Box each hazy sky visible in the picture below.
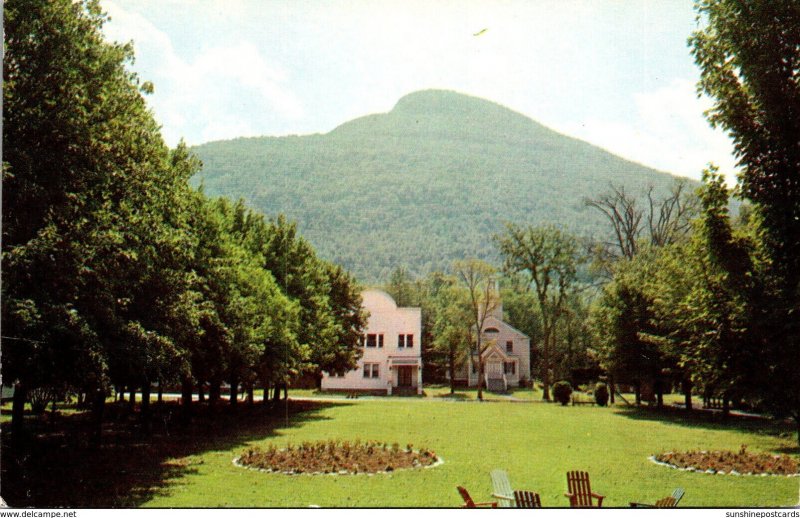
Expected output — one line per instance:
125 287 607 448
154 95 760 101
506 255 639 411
101 0 739 182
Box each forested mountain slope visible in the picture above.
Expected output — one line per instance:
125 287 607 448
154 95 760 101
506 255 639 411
192 90 689 281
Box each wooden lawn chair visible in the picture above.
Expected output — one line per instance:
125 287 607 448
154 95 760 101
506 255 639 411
490 469 515 507
457 486 497 508
630 488 684 508
564 471 604 508
514 490 542 508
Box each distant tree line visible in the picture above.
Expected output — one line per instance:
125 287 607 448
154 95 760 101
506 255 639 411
2 0 366 442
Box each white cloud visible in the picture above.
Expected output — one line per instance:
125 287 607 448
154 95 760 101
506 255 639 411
561 79 739 184
102 1 304 146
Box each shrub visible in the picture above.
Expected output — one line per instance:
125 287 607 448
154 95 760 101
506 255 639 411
594 383 610 406
553 381 573 406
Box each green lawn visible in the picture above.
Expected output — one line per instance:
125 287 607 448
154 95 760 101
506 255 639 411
137 398 798 508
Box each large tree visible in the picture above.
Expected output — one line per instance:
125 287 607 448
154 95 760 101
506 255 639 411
585 180 697 278
453 259 500 401
2 0 199 436
495 224 583 401
429 279 473 394
690 0 800 444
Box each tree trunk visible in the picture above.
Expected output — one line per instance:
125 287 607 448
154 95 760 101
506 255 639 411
157 381 163 405
11 381 27 438
448 349 456 395
90 388 105 448
198 384 205 402
229 377 239 406
609 376 615 404
247 386 254 405
262 384 270 406
477 358 484 401
180 377 193 425
140 382 151 433
682 379 692 411
209 380 221 403
655 380 664 408
283 384 288 401
273 384 281 404
541 333 552 401
128 388 136 411
722 397 730 419
635 383 642 406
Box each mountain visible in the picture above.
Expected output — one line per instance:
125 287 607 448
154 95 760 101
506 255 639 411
191 89 689 281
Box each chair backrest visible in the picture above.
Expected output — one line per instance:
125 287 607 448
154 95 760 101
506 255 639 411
566 471 594 508
514 490 542 508
671 488 685 504
490 469 514 508
655 496 677 508
457 486 476 508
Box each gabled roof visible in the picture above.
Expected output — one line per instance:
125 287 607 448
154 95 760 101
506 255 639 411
482 315 530 339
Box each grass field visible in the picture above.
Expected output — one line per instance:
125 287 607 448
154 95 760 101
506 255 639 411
149 399 797 507
2 396 798 508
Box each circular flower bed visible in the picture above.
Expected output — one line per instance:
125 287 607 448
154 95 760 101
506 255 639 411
654 446 799 476
236 440 440 475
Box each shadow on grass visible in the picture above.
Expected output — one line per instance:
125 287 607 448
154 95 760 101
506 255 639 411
0 398 351 508
431 392 468 400
615 405 798 453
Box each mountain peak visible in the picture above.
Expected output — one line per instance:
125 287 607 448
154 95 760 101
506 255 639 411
391 89 514 118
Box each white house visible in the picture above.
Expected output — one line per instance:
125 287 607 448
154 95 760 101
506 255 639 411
321 289 422 395
452 300 531 392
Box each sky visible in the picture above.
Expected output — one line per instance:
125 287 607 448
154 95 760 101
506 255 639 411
101 0 740 182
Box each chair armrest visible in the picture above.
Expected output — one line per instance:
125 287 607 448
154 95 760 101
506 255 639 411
492 493 515 501
594 494 604 507
471 502 498 508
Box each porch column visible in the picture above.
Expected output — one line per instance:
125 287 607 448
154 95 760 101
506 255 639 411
417 364 423 394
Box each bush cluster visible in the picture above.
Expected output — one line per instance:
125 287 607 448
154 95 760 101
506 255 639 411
553 381 573 405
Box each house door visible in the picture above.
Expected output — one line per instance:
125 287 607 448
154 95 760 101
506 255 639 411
398 366 413 387
487 361 503 378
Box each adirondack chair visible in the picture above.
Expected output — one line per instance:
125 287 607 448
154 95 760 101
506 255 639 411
564 471 605 508
630 488 685 508
514 490 542 508
490 469 515 507
457 486 497 508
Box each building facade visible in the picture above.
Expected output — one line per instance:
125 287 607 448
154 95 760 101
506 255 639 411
451 301 531 392
320 289 422 395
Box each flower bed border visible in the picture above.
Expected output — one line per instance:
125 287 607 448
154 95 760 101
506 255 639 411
649 453 800 477
232 450 444 476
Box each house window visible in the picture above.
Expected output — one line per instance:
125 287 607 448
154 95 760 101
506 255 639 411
398 334 413 348
363 363 380 378
506 340 513 353
504 362 516 375
378 334 384 348
366 334 377 347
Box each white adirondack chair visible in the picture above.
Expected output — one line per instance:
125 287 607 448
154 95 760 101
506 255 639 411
490 469 515 507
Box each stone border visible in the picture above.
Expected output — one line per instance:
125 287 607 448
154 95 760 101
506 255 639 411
233 451 444 476
648 454 800 477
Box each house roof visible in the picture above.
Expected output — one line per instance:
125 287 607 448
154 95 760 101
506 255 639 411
482 315 530 339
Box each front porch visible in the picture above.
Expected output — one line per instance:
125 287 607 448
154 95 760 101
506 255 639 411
387 356 423 395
